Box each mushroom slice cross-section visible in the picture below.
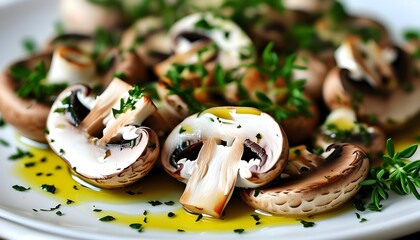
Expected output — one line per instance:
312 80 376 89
240 143 369 216
161 106 289 218
46 78 160 188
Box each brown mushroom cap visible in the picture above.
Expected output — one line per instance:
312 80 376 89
240 143 369 216
0 52 53 143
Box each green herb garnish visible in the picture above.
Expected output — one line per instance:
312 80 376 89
8 148 33 160
56 211 64 216
10 61 67 103
299 219 315 227
41 184 56 194
22 38 38 55
99 215 115 222
12 185 31 192
0 138 9 147
148 200 162 206
360 138 420 211
112 85 144 118
233 228 245 234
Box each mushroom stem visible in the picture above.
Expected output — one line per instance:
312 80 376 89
47 47 97 86
100 96 157 145
81 78 132 137
180 137 244 218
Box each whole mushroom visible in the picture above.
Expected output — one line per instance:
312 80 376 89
241 143 369 216
323 36 419 131
46 78 160 188
161 106 288 218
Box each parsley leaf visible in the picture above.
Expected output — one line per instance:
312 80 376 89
12 185 31 192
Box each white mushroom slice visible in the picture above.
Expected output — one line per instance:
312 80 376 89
241 143 369 216
47 47 98 87
335 36 397 91
46 78 160 188
161 106 288 218
169 12 256 72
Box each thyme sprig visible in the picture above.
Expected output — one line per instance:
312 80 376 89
360 138 420 211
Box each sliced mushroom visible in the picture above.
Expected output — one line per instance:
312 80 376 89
168 12 256 74
59 0 124 34
46 78 160 188
120 16 173 67
314 107 386 160
161 106 288 218
323 36 419 131
281 145 325 178
241 143 369 216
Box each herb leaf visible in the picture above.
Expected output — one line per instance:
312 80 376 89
12 185 31 192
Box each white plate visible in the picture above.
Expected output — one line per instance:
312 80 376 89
0 0 420 239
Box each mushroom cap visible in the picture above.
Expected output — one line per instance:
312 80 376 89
161 106 288 188
46 81 160 188
168 12 255 72
240 143 369 216
0 52 53 143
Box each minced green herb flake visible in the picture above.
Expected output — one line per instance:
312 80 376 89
8 147 34 160
233 228 245 234
299 219 315 227
93 209 103 212
66 199 75 205
148 200 162 206
41 184 56 194
12 185 31 192
99 215 115 222
56 211 64 216
0 138 9 147
164 201 175 206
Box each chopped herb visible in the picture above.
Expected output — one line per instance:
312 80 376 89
113 72 127 80
112 85 144 118
125 190 136 196
55 165 62 170
253 189 260 197
93 209 103 212
40 204 61 212
59 149 65 155
41 184 56 194
8 148 34 160
251 214 260 221
10 61 67 103
167 212 176 217
40 157 47 162
0 139 10 147
179 127 186 134
194 17 214 30
25 162 36 168
22 37 38 55
195 214 203 222
56 211 64 216
129 223 142 229
66 199 75 205
99 215 115 222
73 185 79 190
143 210 148 216
324 175 331 179
36 172 43 176
0 117 5 127
355 212 367 222
12 185 31 192
143 217 148 223
233 228 245 234
164 201 175 206
299 219 315 227
177 229 185 232
148 200 163 206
